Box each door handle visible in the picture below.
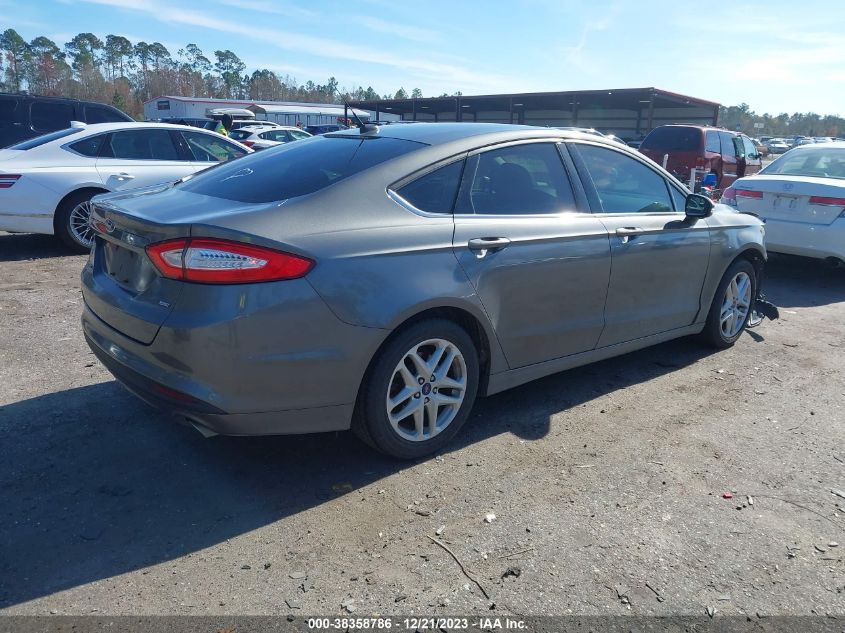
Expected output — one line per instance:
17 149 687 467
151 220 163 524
468 237 511 252
616 227 644 244
116 173 135 181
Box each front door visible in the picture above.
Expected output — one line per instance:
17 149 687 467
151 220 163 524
566 141 711 347
451 141 611 369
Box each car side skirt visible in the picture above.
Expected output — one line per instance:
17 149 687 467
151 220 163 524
486 323 704 396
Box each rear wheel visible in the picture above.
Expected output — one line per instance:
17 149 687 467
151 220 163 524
354 319 479 459
701 259 757 348
55 190 102 253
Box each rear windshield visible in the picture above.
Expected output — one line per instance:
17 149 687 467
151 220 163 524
8 127 81 150
640 127 702 152
178 135 424 203
761 148 845 180
228 129 252 140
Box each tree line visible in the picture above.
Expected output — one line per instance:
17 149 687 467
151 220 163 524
0 29 427 119
2 28 842 134
718 103 842 139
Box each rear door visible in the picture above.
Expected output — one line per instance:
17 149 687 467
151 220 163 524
96 128 192 190
451 141 611 368
568 141 711 347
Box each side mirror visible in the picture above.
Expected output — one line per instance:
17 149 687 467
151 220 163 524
685 193 714 218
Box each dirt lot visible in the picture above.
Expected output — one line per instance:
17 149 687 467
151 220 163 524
0 231 843 618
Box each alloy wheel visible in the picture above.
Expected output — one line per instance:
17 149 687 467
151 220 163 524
385 338 467 442
719 271 752 338
68 200 95 249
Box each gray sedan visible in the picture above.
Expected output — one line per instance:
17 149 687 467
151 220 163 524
81 124 767 458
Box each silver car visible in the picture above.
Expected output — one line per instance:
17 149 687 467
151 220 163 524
81 124 767 459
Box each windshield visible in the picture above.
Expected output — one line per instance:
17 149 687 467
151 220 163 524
9 128 82 150
178 134 424 203
640 126 701 151
761 148 845 180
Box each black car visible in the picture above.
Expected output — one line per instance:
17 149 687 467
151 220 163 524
0 92 132 147
304 124 348 135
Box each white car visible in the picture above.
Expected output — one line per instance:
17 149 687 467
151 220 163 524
765 138 790 154
0 122 250 251
227 125 312 150
721 142 845 264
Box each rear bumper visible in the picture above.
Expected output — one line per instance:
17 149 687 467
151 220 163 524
765 218 845 260
81 280 388 436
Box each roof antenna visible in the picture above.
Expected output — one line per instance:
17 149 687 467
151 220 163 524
347 103 378 134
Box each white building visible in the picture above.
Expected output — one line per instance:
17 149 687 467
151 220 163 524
143 95 383 126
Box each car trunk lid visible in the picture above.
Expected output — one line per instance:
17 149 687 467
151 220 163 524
82 184 299 344
733 175 845 225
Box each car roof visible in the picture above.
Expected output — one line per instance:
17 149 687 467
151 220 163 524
327 122 621 146
67 122 219 134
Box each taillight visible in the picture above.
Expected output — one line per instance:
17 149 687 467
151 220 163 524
721 186 737 206
735 189 763 199
146 238 313 284
0 174 21 189
809 196 845 207
241 140 255 148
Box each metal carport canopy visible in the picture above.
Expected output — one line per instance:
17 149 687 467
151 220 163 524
349 87 720 138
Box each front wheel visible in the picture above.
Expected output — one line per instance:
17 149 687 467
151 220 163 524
701 259 757 348
354 319 480 459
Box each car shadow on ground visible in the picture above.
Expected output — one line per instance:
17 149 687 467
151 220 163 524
0 337 712 608
0 233 79 262
763 253 845 308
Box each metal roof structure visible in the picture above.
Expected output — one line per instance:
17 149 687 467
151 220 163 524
348 87 720 140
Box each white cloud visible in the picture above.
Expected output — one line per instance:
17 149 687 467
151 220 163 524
216 0 316 19
349 16 438 43
75 0 516 93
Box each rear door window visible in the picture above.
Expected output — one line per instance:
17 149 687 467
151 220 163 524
705 131 720 153
30 100 75 132
104 129 180 160
179 135 423 203
393 160 465 214
572 143 674 213
455 143 576 215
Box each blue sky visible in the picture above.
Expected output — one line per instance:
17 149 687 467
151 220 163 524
5 0 844 115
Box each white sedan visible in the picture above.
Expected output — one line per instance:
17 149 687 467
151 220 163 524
721 142 845 264
227 125 312 150
0 122 250 251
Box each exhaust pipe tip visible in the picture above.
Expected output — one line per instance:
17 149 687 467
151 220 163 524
188 418 219 438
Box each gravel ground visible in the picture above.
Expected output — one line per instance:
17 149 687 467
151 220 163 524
0 231 843 618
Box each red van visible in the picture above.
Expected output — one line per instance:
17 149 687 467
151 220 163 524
639 125 763 189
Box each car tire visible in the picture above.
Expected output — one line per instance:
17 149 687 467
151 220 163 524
55 190 102 253
701 259 757 349
355 319 480 459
